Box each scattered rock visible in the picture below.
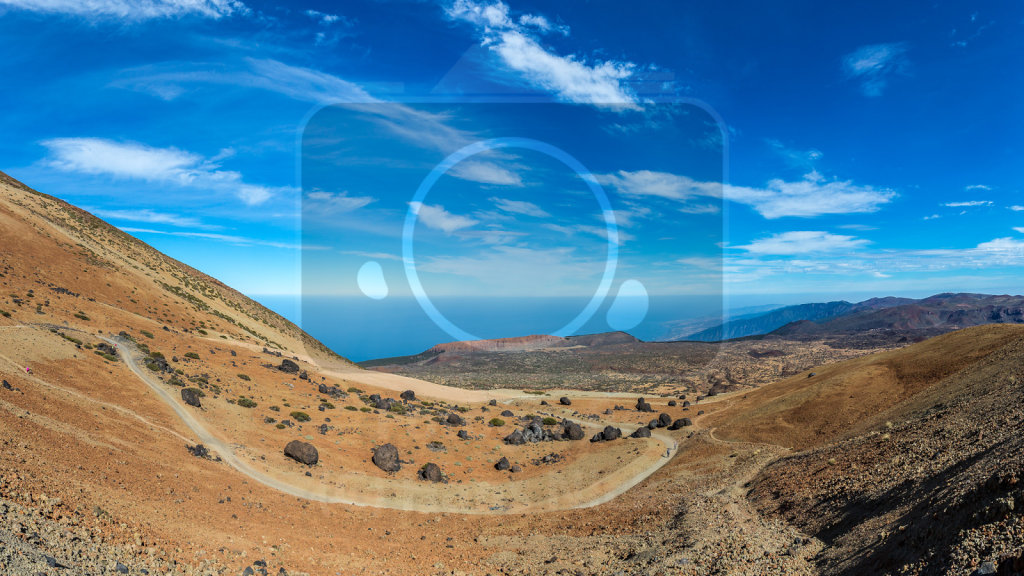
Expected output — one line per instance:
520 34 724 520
682 401 691 408
1 380 11 391
418 463 443 482
180 388 201 408
456 430 469 440
495 457 511 471
668 400 677 407
630 427 652 439
591 425 622 442
284 440 319 466
504 430 526 446
298 370 309 380
371 443 400 472
488 399 497 406
559 396 572 406
510 464 522 473
400 390 416 402
445 412 466 426
658 413 673 427
278 359 299 374
636 398 654 412
187 444 210 458
501 410 514 417
972 562 997 575
668 418 693 430
563 421 585 441
540 400 549 406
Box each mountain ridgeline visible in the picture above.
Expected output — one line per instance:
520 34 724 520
685 293 1024 342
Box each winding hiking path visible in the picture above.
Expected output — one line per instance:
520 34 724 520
105 335 678 514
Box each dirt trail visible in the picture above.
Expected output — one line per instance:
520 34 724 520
107 335 680 514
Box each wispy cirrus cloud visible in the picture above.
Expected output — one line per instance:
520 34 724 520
118 227 325 250
409 202 478 234
90 208 219 230
491 197 549 217
445 0 639 109
597 169 894 219
0 0 247 20
943 200 992 207
41 137 287 205
116 58 518 187
737 231 870 255
303 190 374 214
842 42 909 97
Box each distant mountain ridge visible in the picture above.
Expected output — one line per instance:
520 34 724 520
685 293 1024 342
684 297 914 341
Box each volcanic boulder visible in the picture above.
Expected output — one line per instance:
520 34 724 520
630 427 652 439
400 390 416 402
284 440 319 466
668 418 693 430
181 388 201 408
559 396 572 406
418 463 443 483
278 359 300 374
445 412 466 426
495 456 511 471
636 398 654 412
658 413 673 427
563 421 585 441
372 444 401 472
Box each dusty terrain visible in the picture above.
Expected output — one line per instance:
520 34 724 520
2 170 1023 576
361 333 898 396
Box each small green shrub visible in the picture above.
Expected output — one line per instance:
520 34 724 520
488 418 506 427
237 374 251 381
345 405 358 411
275 423 286 429
359 406 371 413
0 310 10 318
389 403 406 414
185 387 205 398
94 351 117 362
237 397 257 408
149 351 164 359
168 376 184 387
184 352 200 360
140 330 154 339
196 329 208 336
541 417 558 426
290 411 311 422
144 361 161 372
346 386 363 394
269 405 280 412
321 401 335 409
74 312 90 321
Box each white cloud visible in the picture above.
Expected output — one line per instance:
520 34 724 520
491 197 549 217
304 9 340 25
409 202 478 234
450 161 523 186
966 184 991 191
765 138 823 170
117 59 522 186
0 0 246 20
304 190 374 214
737 231 869 256
41 137 285 205
842 42 908 97
598 169 894 219
1009 206 1024 212
445 0 638 109
923 214 940 220
943 200 992 207
90 208 217 229
118 227 324 250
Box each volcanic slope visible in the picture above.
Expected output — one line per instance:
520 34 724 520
705 324 1024 575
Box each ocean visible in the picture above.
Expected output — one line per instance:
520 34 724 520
252 295 727 362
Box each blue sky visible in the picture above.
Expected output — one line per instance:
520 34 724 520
2 0 1024 307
